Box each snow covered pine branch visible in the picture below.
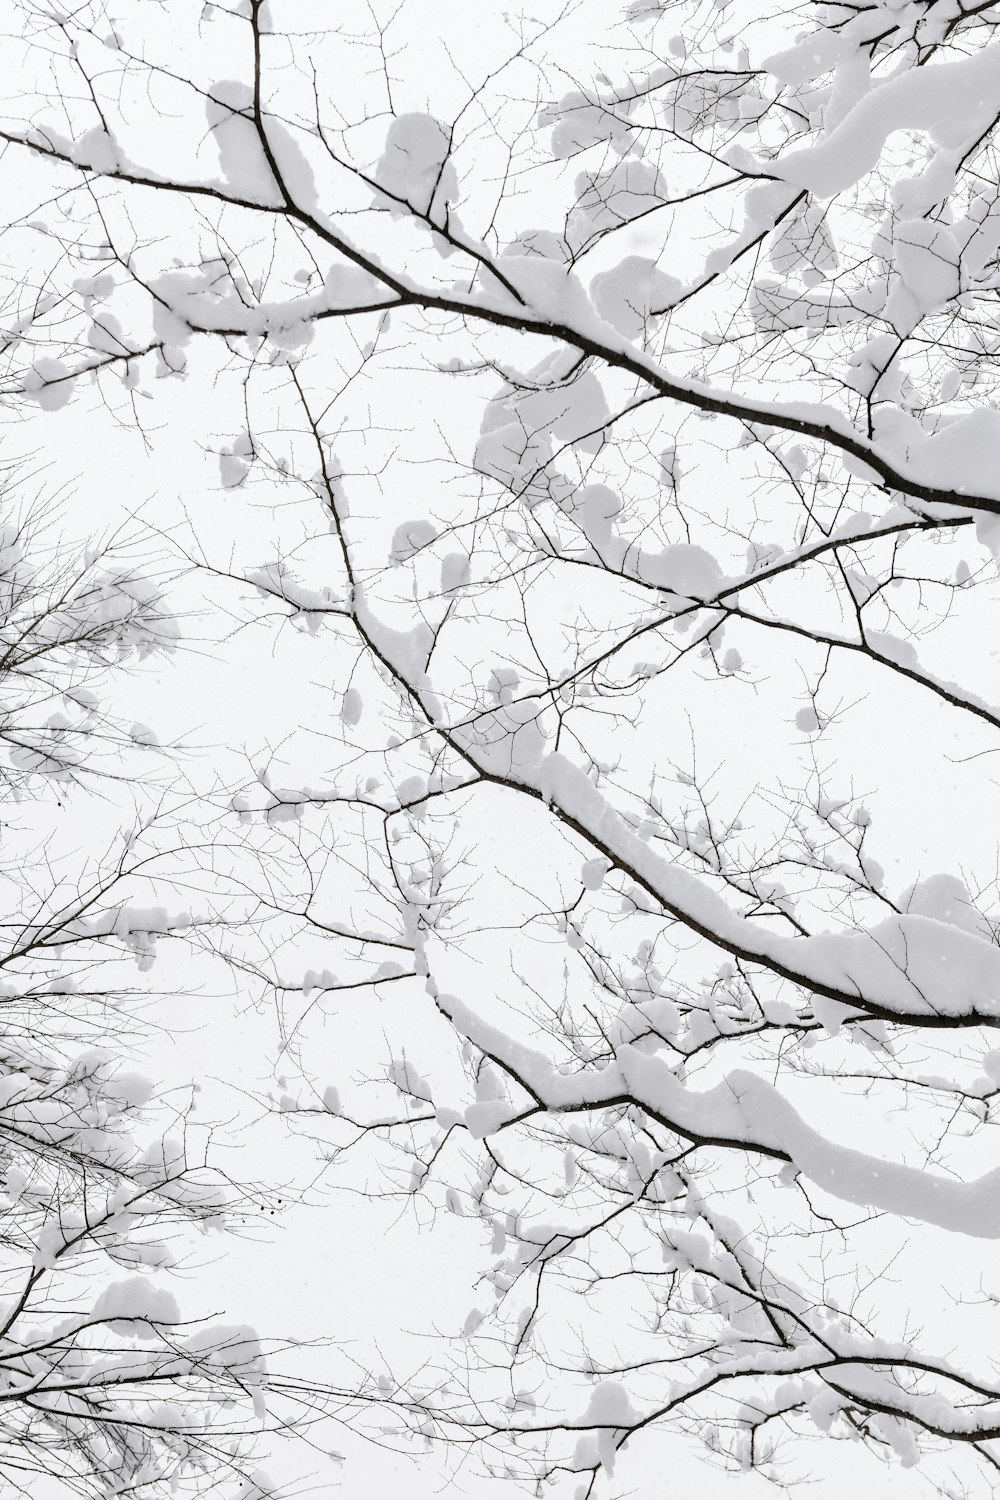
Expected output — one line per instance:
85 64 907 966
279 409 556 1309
6 0 1000 1492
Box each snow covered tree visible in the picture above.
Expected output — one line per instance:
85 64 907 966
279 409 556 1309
5 0 1000 1491
0 487 306 1498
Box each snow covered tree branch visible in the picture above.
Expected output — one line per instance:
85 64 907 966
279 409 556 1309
7 0 1000 1491
0 475 349 1497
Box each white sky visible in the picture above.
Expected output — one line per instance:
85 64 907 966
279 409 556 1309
3 2 999 1498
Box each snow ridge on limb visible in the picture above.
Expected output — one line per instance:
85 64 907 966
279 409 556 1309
438 990 1000 1238
397 666 1000 1029
758 40 1000 200
528 753 1000 1028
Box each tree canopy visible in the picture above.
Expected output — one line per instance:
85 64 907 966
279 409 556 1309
2 0 1000 1494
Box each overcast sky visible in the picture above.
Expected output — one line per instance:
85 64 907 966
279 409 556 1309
4 2 999 1496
